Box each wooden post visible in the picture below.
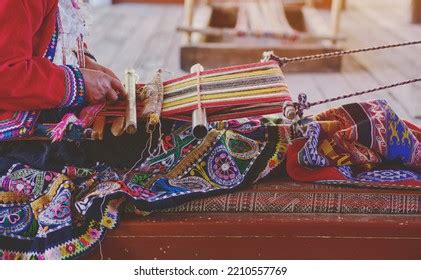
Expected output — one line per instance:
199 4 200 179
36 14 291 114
184 0 195 43
329 0 343 45
190 63 208 139
412 0 421 23
305 0 314 7
124 69 138 134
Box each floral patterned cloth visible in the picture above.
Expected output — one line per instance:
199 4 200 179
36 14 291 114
1 99 421 259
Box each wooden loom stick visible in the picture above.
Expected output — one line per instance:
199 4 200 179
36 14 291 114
92 116 106 141
111 117 125 137
183 0 195 44
125 68 138 134
190 63 208 139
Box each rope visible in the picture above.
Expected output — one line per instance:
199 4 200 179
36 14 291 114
292 78 421 121
264 40 421 67
307 78 421 108
287 78 421 138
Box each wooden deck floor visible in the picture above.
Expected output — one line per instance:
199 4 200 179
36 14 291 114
88 0 421 123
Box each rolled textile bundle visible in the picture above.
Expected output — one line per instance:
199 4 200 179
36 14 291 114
139 69 164 133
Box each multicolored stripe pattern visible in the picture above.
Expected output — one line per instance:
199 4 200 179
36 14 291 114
43 19 59 62
0 111 39 140
0 21 86 142
161 61 291 121
60 65 86 108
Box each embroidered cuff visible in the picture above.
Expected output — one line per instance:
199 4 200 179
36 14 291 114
60 65 86 108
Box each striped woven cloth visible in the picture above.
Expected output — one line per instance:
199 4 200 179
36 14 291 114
162 61 291 121
100 61 291 122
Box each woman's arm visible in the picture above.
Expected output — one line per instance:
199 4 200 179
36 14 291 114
0 0 125 111
0 0 87 112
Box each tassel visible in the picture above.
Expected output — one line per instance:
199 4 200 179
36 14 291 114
48 113 83 142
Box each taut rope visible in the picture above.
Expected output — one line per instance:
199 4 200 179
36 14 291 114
264 40 421 67
304 78 421 109
263 40 421 119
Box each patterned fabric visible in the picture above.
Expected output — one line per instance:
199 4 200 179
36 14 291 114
0 116 283 259
287 99 421 188
1 99 421 259
0 64 86 142
159 178 421 215
0 20 86 142
44 19 59 62
161 61 291 121
0 111 40 140
59 65 86 109
98 61 292 123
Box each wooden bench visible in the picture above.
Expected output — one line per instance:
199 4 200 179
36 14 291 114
179 0 345 73
85 177 421 259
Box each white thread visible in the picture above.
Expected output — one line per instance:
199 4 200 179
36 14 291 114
98 195 107 260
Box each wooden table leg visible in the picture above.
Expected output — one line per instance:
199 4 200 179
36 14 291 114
329 0 343 45
184 0 195 43
412 0 421 23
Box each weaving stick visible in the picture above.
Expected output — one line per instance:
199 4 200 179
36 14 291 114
111 116 125 137
92 116 106 141
190 63 208 139
76 35 86 68
125 69 138 134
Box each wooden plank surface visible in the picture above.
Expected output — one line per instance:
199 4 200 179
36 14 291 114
85 213 421 260
88 1 421 123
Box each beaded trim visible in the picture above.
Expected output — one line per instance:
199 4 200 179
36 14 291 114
0 111 39 141
60 65 85 108
44 20 59 62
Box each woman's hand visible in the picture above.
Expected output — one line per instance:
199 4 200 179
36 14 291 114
80 68 126 105
85 56 121 81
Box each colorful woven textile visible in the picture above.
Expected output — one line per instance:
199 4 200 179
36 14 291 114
98 61 292 123
159 178 421 215
161 61 291 121
287 99 421 188
1 99 421 259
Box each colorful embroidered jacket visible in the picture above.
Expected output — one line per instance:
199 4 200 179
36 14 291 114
0 0 85 141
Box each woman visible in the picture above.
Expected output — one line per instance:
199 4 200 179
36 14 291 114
0 0 159 170
1 0 421 260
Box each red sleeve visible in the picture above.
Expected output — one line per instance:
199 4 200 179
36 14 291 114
0 0 85 112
